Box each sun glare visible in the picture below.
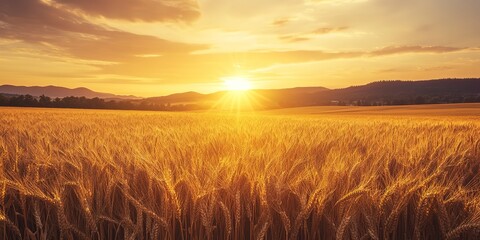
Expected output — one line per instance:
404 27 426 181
223 76 252 91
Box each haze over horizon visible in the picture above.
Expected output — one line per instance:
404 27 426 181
1 0 480 97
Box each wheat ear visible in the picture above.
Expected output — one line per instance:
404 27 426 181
446 224 480 240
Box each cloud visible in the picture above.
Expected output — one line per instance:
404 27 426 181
80 75 161 85
306 0 370 5
312 27 348 34
370 46 465 56
94 50 363 83
95 45 472 84
0 0 206 61
64 31 206 61
278 35 311 43
272 18 290 27
52 0 200 22
279 26 348 43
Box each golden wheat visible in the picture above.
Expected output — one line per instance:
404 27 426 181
0 107 479 239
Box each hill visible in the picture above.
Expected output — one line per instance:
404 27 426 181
316 79 480 105
0 85 139 99
1 79 479 110
145 87 330 109
144 79 480 108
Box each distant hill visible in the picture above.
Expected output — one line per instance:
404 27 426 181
147 91 210 104
325 79 480 99
145 87 330 109
0 85 139 99
144 79 480 108
1 79 479 110
314 78 480 105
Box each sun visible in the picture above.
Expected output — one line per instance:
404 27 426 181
223 76 252 91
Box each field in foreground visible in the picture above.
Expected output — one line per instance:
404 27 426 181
264 103 480 117
0 107 479 239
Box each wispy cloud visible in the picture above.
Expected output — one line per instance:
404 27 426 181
312 27 348 34
278 35 311 43
95 45 470 84
51 0 200 22
370 46 465 56
279 26 349 42
272 18 291 27
306 0 370 5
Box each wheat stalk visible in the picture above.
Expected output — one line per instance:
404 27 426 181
54 195 71 239
33 201 43 230
336 216 351 240
365 215 379 240
256 221 269 240
335 189 369 207
350 219 360 240
414 191 436 240
436 197 450 237
220 201 232 237
235 191 241 228
384 197 406 240
446 224 480 240
0 210 22 238
279 210 291 234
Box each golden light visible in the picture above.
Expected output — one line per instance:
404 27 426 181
211 76 261 112
222 76 252 91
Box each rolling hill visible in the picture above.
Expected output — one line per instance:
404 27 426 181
0 85 139 99
145 79 480 108
318 79 480 103
1 78 479 110
145 87 330 107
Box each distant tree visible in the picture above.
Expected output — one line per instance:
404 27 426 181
39 95 52 107
415 96 426 104
24 95 38 106
9 95 24 106
0 95 6 105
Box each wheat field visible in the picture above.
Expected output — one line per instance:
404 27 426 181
0 107 479 239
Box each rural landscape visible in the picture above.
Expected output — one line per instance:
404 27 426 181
1 0 480 239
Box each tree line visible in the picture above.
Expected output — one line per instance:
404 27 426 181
333 94 480 106
0 94 201 111
1 92 479 111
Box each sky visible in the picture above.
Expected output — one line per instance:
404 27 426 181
0 0 479 97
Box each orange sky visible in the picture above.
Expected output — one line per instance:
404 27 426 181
1 0 479 97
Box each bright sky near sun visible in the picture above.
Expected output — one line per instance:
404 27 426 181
1 0 480 96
